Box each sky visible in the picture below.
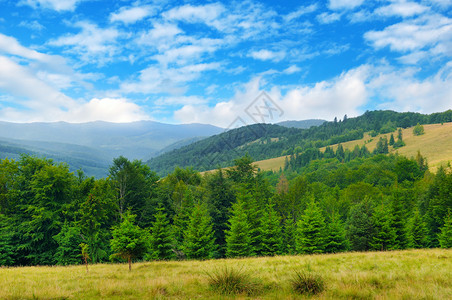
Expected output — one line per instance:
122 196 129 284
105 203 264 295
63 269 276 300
0 0 451 127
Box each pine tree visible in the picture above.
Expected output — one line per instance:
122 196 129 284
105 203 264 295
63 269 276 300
296 199 326 254
258 201 283 256
171 188 194 257
408 208 429 248
283 214 297 255
110 211 149 271
324 212 349 253
148 206 173 260
370 204 397 251
225 197 254 258
347 198 374 251
182 202 217 260
438 210 452 248
391 191 408 249
389 134 395 146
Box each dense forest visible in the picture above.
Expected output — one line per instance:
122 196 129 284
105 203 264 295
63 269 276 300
1 148 451 266
148 110 452 176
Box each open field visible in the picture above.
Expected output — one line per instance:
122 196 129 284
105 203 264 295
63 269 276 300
254 122 452 173
1 249 451 299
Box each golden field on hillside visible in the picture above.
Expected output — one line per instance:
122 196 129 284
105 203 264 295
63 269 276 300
1 249 451 299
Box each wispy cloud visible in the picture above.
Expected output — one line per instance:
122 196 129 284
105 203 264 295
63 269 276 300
20 0 86 11
110 5 155 24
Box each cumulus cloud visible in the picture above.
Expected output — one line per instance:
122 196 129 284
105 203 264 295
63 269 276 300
249 49 286 62
110 6 154 24
375 1 429 18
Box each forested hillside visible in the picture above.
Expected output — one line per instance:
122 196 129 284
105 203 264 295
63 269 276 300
148 110 452 175
1 150 451 266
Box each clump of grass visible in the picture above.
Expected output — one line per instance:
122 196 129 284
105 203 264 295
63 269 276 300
206 267 262 296
290 271 325 295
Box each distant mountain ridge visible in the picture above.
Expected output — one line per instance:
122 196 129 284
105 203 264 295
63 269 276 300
0 121 223 177
277 119 326 129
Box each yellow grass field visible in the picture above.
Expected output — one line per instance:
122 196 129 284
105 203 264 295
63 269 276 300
1 249 451 299
254 122 452 172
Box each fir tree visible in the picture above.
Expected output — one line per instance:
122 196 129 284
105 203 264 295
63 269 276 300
389 134 395 146
148 206 173 260
408 208 429 248
283 214 297 255
225 197 254 258
347 198 374 251
391 191 408 249
438 210 452 248
324 212 349 253
258 201 283 256
296 199 326 254
183 202 217 260
110 211 149 271
370 204 397 251
171 188 194 257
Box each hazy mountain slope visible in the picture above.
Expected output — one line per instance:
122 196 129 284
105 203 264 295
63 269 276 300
277 119 326 129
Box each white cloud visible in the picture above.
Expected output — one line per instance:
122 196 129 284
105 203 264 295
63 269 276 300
20 0 86 11
110 6 154 24
49 21 120 64
329 0 364 10
284 4 318 22
283 65 302 74
375 1 429 18
19 20 44 31
163 3 225 25
155 95 207 106
365 14 452 59
317 12 342 24
249 49 286 62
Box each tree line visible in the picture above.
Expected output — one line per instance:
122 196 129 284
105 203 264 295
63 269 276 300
1 150 451 267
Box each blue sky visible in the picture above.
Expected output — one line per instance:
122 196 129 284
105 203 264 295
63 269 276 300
0 0 451 127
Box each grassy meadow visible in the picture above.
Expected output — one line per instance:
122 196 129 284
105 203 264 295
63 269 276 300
1 249 451 299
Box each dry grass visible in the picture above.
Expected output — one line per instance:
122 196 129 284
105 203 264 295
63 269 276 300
1 249 451 299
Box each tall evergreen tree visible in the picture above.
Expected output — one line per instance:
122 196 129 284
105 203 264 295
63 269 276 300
391 190 408 249
225 196 254 258
282 213 297 255
258 200 283 256
438 210 452 248
389 134 395 146
182 202 217 260
324 212 349 253
370 204 397 251
296 199 326 254
408 208 429 248
148 206 173 260
347 198 374 251
53 222 84 265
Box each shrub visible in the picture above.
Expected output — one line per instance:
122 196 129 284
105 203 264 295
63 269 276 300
290 271 325 295
206 267 262 296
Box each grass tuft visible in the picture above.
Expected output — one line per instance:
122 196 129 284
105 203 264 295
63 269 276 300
206 266 262 296
290 270 325 295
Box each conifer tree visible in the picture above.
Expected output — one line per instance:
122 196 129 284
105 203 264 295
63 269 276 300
296 199 326 254
225 197 254 258
389 134 395 146
283 214 297 255
258 201 283 256
408 208 429 248
172 188 194 256
324 212 349 253
391 190 408 249
438 210 452 248
53 222 84 265
148 206 173 260
110 211 149 271
370 204 397 251
182 202 216 260
347 198 374 251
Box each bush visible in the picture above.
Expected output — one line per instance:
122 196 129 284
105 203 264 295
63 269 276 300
206 267 262 296
290 271 325 295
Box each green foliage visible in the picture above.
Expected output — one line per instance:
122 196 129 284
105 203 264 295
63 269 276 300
0 214 15 266
110 212 149 270
291 271 325 295
438 210 452 248
370 204 397 251
225 196 254 258
282 214 297 255
374 137 389 154
413 123 425 136
389 134 395 146
324 212 349 253
347 198 374 251
258 201 283 256
296 199 326 254
408 209 429 249
182 202 217 260
148 206 173 260
54 223 84 265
